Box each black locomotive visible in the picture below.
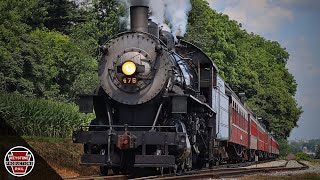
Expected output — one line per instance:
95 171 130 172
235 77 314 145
72 1 278 176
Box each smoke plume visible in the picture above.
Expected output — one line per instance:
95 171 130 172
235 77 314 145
119 0 192 38
163 0 192 37
149 0 165 24
149 0 192 38
118 0 130 30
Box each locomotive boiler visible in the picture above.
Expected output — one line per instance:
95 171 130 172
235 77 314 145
72 0 279 176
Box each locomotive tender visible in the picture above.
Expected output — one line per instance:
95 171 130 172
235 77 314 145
72 1 279 175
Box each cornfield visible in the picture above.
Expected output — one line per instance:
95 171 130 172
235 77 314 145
0 92 93 138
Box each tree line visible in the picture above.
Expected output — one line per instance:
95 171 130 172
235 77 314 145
290 139 320 154
0 0 125 102
186 0 302 140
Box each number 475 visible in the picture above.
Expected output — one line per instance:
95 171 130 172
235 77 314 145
123 78 137 84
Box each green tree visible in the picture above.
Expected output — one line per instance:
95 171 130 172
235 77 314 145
279 139 292 158
0 0 99 101
41 0 82 34
0 0 38 93
24 29 98 101
316 144 320 159
69 0 127 44
186 0 302 140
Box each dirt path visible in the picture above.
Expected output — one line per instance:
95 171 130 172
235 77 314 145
25 137 99 178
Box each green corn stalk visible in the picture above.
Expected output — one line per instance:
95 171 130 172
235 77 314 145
0 91 93 138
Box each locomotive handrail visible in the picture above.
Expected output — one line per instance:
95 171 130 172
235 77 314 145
150 102 164 131
165 93 216 113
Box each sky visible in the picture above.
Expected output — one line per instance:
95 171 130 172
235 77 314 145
206 0 320 140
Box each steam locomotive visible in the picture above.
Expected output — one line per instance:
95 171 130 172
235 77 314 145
72 2 279 175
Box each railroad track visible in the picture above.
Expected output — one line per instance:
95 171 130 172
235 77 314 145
64 175 128 180
153 161 308 180
64 160 307 180
63 160 268 180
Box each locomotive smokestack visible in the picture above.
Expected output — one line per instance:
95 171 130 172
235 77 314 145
130 0 149 33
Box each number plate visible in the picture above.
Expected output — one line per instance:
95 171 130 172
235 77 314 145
122 77 137 84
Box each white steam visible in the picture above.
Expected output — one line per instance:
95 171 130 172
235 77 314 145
118 0 192 38
163 0 191 37
118 0 131 30
149 0 165 24
159 23 171 32
149 0 192 38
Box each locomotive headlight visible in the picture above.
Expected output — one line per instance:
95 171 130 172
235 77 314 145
122 61 136 75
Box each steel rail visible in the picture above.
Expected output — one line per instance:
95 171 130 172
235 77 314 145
64 175 128 180
64 160 297 180
153 160 308 180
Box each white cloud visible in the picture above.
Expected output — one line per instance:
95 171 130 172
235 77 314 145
208 0 294 35
272 0 320 11
207 0 215 9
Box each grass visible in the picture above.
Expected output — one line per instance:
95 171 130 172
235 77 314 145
290 152 320 165
25 136 99 177
295 152 312 161
0 91 94 138
309 159 320 165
